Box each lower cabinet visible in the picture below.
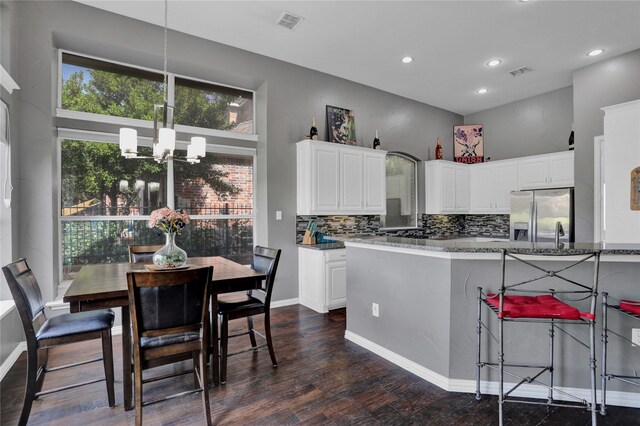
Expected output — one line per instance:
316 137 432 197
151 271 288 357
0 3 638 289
298 247 347 313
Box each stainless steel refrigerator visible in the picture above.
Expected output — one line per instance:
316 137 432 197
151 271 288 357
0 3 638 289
510 188 574 243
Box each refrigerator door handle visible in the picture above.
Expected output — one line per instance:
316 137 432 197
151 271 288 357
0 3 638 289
530 201 537 242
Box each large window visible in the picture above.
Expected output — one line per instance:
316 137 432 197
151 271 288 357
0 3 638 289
58 52 258 281
60 52 255 135
60 138 255 280
381 153 418 229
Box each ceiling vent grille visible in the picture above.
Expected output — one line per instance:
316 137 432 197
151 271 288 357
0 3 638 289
509 66 533 77
276 12 304 31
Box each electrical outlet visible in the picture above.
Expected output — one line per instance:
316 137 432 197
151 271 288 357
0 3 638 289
632 329 640 347
372 302 379 317
3 198 10 208
275 210 282 220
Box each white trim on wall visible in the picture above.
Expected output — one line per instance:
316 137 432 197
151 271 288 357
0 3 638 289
0 341 26 382
594 135 605 242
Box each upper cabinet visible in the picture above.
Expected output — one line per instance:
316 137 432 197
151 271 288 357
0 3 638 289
469 159 518 214
517 151 574 190
297 140 386 215
425 161 469 214
426 152 572 215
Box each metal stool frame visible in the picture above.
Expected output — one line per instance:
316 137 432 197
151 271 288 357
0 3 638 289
600 293 640 415
476 249 601 426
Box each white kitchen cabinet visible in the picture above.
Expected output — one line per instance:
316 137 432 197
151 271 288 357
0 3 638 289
297 140 386 215
517 151 574 190
298 247 347 313
363 152 386 213
425 161 469 214
339 150 363 213
602 100 640 243
469 160 518 213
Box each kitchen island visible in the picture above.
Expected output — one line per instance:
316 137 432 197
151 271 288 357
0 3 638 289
341 236 640 408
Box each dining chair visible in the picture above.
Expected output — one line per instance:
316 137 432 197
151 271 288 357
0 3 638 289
128 244 163 264
218 246 282 384
2 258 115 426
127 266 213 426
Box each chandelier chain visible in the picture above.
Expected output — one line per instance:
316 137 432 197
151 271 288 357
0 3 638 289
163 0 168 103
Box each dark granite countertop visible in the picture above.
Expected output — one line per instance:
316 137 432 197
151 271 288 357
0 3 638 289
335 236 640 256
297 242 346 251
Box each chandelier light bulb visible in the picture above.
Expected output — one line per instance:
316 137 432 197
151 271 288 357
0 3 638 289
191 136 206 158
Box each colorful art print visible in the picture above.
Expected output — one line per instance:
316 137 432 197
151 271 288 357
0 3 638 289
326 105 356 145
453 124 484 164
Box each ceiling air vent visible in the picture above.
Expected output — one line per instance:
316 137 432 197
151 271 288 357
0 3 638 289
509 66 533 77
276 12 304 31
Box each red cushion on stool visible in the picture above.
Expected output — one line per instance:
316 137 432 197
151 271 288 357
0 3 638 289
620 300 640 315
486 294 582 320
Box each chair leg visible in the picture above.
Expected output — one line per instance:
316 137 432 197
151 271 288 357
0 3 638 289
589 318 598 425
34 347 48 397
264 311 277 368
134 353 143 426
192 351 200 389
548 319 555 404
475 287 482 400
101 329 116 407
18 346 39 426
199 348 212 426
247 316 257 349
600 293 609 416
498 315 504 426
220 315 229 384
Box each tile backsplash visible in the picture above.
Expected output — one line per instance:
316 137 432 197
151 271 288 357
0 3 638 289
296 214 510 243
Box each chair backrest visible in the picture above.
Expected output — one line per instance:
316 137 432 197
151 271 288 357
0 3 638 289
127 266 213 341
2 259 47 342
128 244 164 264
249 246 281 306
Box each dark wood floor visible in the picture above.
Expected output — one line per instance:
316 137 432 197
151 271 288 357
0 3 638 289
1 305 639 425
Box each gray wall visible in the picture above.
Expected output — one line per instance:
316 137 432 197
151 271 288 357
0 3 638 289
572 49 640 242
9 1 462 308
1 0 25 368
1 0 20 299
346 245 640 394
464 86 573 161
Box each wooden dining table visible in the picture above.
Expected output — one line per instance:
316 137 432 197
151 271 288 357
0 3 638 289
63 256 266 411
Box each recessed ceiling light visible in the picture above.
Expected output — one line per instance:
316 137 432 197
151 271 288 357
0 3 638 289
402 56 413 64
487 59 502 67
587 49 604 57
477 88 489 94
519 0 533 2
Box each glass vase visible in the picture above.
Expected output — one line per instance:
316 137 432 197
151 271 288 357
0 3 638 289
153 232 187 268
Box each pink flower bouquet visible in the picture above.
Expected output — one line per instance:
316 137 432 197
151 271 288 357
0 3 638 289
148 208 190 234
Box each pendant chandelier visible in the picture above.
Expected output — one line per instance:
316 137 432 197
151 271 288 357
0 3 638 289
118 0 205 164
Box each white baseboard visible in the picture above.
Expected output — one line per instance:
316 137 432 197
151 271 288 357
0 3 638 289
298 297 327 314
0 341 26 382
345 330 451 391
271 298 299 309
345 330 640 409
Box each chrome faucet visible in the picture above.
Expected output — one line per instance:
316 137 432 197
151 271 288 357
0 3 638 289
555 221 565 246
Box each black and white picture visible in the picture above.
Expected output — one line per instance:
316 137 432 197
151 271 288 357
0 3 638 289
326 105 356 145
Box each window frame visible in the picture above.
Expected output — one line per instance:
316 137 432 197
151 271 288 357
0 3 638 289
56 49 258 142
56 129 257 283
380 152 419 231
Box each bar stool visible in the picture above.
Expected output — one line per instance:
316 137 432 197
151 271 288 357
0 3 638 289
600 293 640 415
476 249 601 425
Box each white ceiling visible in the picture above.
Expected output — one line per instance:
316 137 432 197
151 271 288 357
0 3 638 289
76 1 640 115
